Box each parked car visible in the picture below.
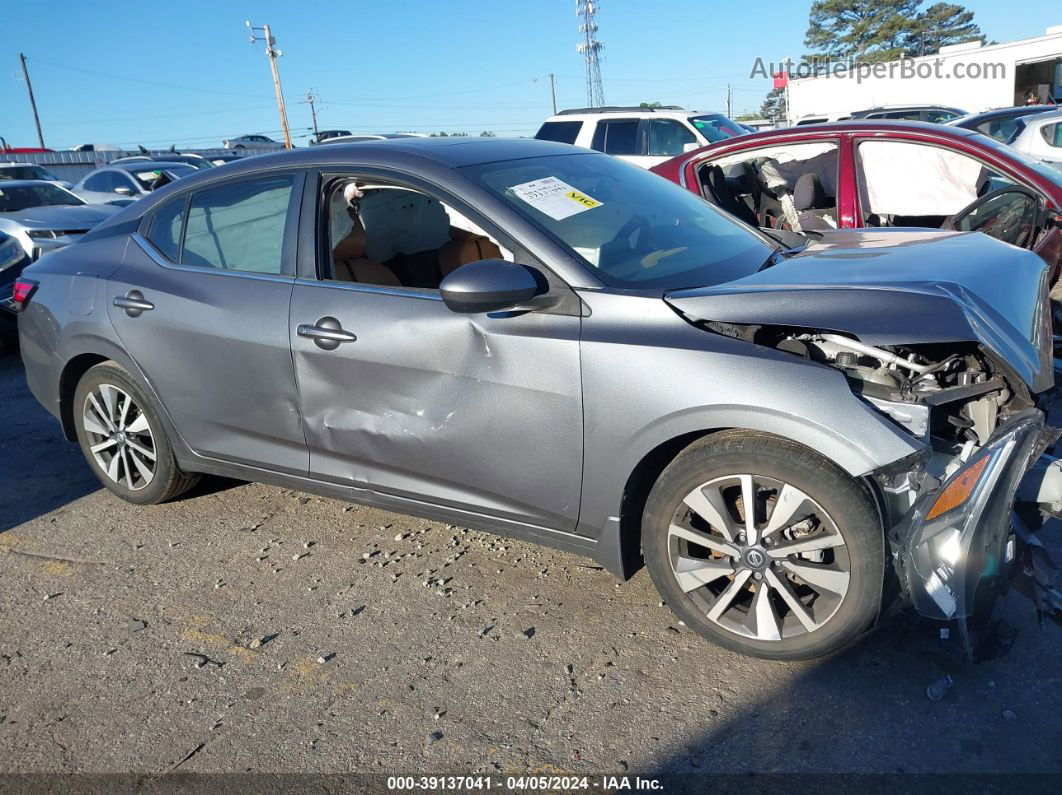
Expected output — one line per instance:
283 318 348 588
848 104 968 123
223 134 286 152
73 162 197 205
0 229 32 346
111 153 214 170
947 105 1059 143
0 162 73 189
14 138 1061 660
0 180 119 260
315 133 427 145
207 153 245 166
534 106 746 168
312 130 353 144
651 121 1062 283
1008 108 1062 167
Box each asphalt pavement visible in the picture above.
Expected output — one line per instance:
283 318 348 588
2 344 1062 784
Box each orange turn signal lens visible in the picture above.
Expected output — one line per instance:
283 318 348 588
926 456 990 521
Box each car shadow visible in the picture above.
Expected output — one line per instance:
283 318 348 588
0 347 102 532
641 526 1062 784
0 346 249 533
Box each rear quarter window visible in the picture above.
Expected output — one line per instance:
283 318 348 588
534 121 583 144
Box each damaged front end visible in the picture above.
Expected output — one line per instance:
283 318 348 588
663 228 1062 638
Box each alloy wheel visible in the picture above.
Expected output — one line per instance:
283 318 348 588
81 383 156 491
667 474 851 641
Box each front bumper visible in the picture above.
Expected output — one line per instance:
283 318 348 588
897 409 1049 620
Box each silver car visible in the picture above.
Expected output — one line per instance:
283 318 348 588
73 162 198 205
1008 108 1062 167
13 139 1062 660
0 180 118 259
222 134 286 152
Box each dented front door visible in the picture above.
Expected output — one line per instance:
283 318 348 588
288 281 583 530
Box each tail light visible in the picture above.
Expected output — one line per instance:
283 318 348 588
11 278 38 312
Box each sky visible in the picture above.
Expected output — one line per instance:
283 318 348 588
2 0 1059 150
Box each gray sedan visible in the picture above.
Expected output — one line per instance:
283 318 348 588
0 180 118 259
13 138 1062 660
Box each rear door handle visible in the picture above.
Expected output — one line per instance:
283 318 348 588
297 316 357 350
113 290 154 317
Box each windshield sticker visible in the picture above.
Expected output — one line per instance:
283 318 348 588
509 177 602 220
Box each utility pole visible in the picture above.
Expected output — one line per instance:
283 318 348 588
246 21 292 149
304 90 320 143
549 73 558 115
726 84 732 118
19 53 45 149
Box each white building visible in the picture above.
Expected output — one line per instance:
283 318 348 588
786 24 1062 124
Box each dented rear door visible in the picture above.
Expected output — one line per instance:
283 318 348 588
288 280 583 530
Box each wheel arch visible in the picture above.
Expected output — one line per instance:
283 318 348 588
595 425 892 581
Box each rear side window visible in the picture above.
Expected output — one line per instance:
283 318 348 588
590 119 640 155
182 175 294 273
535 121 583 144
1042 123 1062 148
145 197 186 262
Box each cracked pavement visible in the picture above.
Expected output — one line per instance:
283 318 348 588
2 346 1062 777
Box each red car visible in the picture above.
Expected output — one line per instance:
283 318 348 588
651 120 1062 282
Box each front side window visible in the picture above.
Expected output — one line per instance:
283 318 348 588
534 121 583 145
84 172 115 192
646 119 697 156
462 152 773 289
180 175 294 273
590 120 640 155
322 178 511 289
953 189 1040 248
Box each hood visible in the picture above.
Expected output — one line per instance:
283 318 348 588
0 204 119 229
665 228 1052 392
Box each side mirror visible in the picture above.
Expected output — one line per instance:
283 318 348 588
439 259 541 314
682 142 701 153
114 185 134 196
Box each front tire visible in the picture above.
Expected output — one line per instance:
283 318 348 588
643 432 883 661
73 361 199 505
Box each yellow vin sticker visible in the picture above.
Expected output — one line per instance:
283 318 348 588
510 177 603 220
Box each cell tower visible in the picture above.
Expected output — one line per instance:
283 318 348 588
576 0 604 108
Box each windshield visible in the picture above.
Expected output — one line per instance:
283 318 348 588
131 165 195 189
689 114 745 143
0 165 59 181
462 152 774 289
0 183 85 211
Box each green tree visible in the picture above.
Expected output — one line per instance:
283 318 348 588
639 101 664 108
905 3 984 55
805 0 922 62
479 131 497 137
759 86 788 123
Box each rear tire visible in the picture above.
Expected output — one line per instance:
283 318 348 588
73 361 199 505
642 432 883 661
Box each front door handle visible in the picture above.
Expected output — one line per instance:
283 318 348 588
297 316 357 351
113 290 154 317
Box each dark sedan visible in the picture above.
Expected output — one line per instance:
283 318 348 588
13 138 1062 660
